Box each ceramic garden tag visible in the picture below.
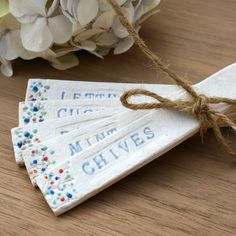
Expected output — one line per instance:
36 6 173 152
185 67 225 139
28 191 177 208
23 111 146 186
14 84 180 164
18 99 121 126
20 90 182 126
36 64 236 215
26 79 179 101
12 110 117 165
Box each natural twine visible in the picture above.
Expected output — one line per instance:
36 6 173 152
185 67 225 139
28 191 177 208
108 0 236 157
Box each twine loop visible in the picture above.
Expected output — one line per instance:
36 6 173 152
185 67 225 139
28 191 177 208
108 0 236 157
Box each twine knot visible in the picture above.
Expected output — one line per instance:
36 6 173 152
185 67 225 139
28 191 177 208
192 94 208 117
108 0 236 158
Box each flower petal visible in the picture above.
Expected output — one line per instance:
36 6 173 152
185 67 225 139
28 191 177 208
21 17 53 52
99 0 127 11
38 49 57 60
0 30 19 60
15 15 38 24
112 6 134 38
114 37 134 54
92 10 115 30
48 15 73 44
11 30 41 60
96 32 118 46
60 0 67 10
77 0 99 26
79 40 96 51
50 53 79 70
47 0 59 17
0 57 13 77
72 22 84 36
74 28 104 42
54 47 77 57
9 0 47 18
0 13 19 32
66 0 75 13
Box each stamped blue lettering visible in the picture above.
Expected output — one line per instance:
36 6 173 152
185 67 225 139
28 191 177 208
86 137 92 146
95 93 105 98
118 140 129 153
61 91 66 99
143 127 155 139
96 132 105 142
93 154 108 169
84 109 93 113
60 130 69 135
69 141 83 156
109 148 119 160
57 108 67 118
82 162 95 175
69 108 80 116
85 93 95 98
108 93 118 98
130 133 145 147
81 127 157 177
106 128 117 136
73 93 81 99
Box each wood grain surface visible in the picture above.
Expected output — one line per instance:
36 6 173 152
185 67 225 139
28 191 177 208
1 0 236 235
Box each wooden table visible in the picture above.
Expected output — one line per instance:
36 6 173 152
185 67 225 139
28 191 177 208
1 0 236 235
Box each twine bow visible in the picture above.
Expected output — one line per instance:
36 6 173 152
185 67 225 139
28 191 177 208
107 0 236 157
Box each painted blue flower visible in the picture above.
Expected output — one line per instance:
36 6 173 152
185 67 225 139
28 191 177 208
17 142 23 148
32 106 39 112
24 132 30 138
32 86 39 93
24 118 30 124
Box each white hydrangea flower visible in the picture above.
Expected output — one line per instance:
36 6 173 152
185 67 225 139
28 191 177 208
0 0 160 77
0 12 57 76
9 0 73 52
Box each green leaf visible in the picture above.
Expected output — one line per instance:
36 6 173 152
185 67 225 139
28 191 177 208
0 0 9 18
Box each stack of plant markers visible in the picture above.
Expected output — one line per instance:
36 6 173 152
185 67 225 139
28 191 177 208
11 63 236 216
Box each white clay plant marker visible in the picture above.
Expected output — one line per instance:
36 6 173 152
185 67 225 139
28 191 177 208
36 64 236 215
20 83 181 126
23 111 146 186
25 78 179 101
18 99 121 126
13 84 183 165
23 78 222 184
12 110 119 165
